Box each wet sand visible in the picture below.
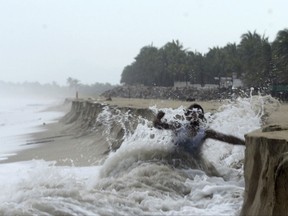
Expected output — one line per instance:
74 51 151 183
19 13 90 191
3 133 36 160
1 97 287 166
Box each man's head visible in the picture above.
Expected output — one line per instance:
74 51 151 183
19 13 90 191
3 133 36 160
184 103 206 123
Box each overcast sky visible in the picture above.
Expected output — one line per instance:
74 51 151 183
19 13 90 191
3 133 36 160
0 0 287 86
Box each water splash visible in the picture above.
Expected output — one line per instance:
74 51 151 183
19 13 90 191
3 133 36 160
99 94 279 182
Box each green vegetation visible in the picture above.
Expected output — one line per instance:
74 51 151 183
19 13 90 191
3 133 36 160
121 29 288 88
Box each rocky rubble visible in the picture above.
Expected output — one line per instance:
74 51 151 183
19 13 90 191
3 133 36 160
101 85 251 101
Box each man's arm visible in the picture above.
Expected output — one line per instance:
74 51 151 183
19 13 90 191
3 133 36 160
205 129 245 145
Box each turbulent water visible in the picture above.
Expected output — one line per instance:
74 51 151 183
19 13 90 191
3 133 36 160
0 95 279 216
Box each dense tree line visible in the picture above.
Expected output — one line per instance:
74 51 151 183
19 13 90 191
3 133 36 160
121 29 288 88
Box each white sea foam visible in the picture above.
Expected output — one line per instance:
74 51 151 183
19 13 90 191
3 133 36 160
0 95 279 216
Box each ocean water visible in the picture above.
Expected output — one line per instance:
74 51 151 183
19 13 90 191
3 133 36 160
0 97 65 160
0 95 279 216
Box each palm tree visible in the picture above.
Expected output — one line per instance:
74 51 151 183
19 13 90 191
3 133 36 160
67 77 80 98
160 40 188 85
272 29 288 83
205 47 226 86
238 31 271 87
134 45 161 86
222 43 241 77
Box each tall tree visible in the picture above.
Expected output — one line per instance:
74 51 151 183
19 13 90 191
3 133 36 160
159 40 188 86
67 77 80 89
238 31 271 87
121 64 136 85
193 52 206 86
205 47 226 86
134 46 161 86
120 46 160 86
272 29 288 83
67 77 80 98
222 43 242 77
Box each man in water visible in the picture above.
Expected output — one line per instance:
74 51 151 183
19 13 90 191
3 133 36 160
153 103 245 156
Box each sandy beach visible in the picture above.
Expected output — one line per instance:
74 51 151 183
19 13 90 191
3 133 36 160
1 97 287 166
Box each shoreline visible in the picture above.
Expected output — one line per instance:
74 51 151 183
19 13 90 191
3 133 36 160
1 97 287 166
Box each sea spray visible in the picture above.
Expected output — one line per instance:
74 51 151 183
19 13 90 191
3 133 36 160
203 95 279 170
95 105 151 152
98 94 280 178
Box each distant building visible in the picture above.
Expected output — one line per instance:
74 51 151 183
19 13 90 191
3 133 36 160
232 78 243 88
215 73 243 88
173 81 191 88
174 81 218 89
217 77 233 88
174 73 243 89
